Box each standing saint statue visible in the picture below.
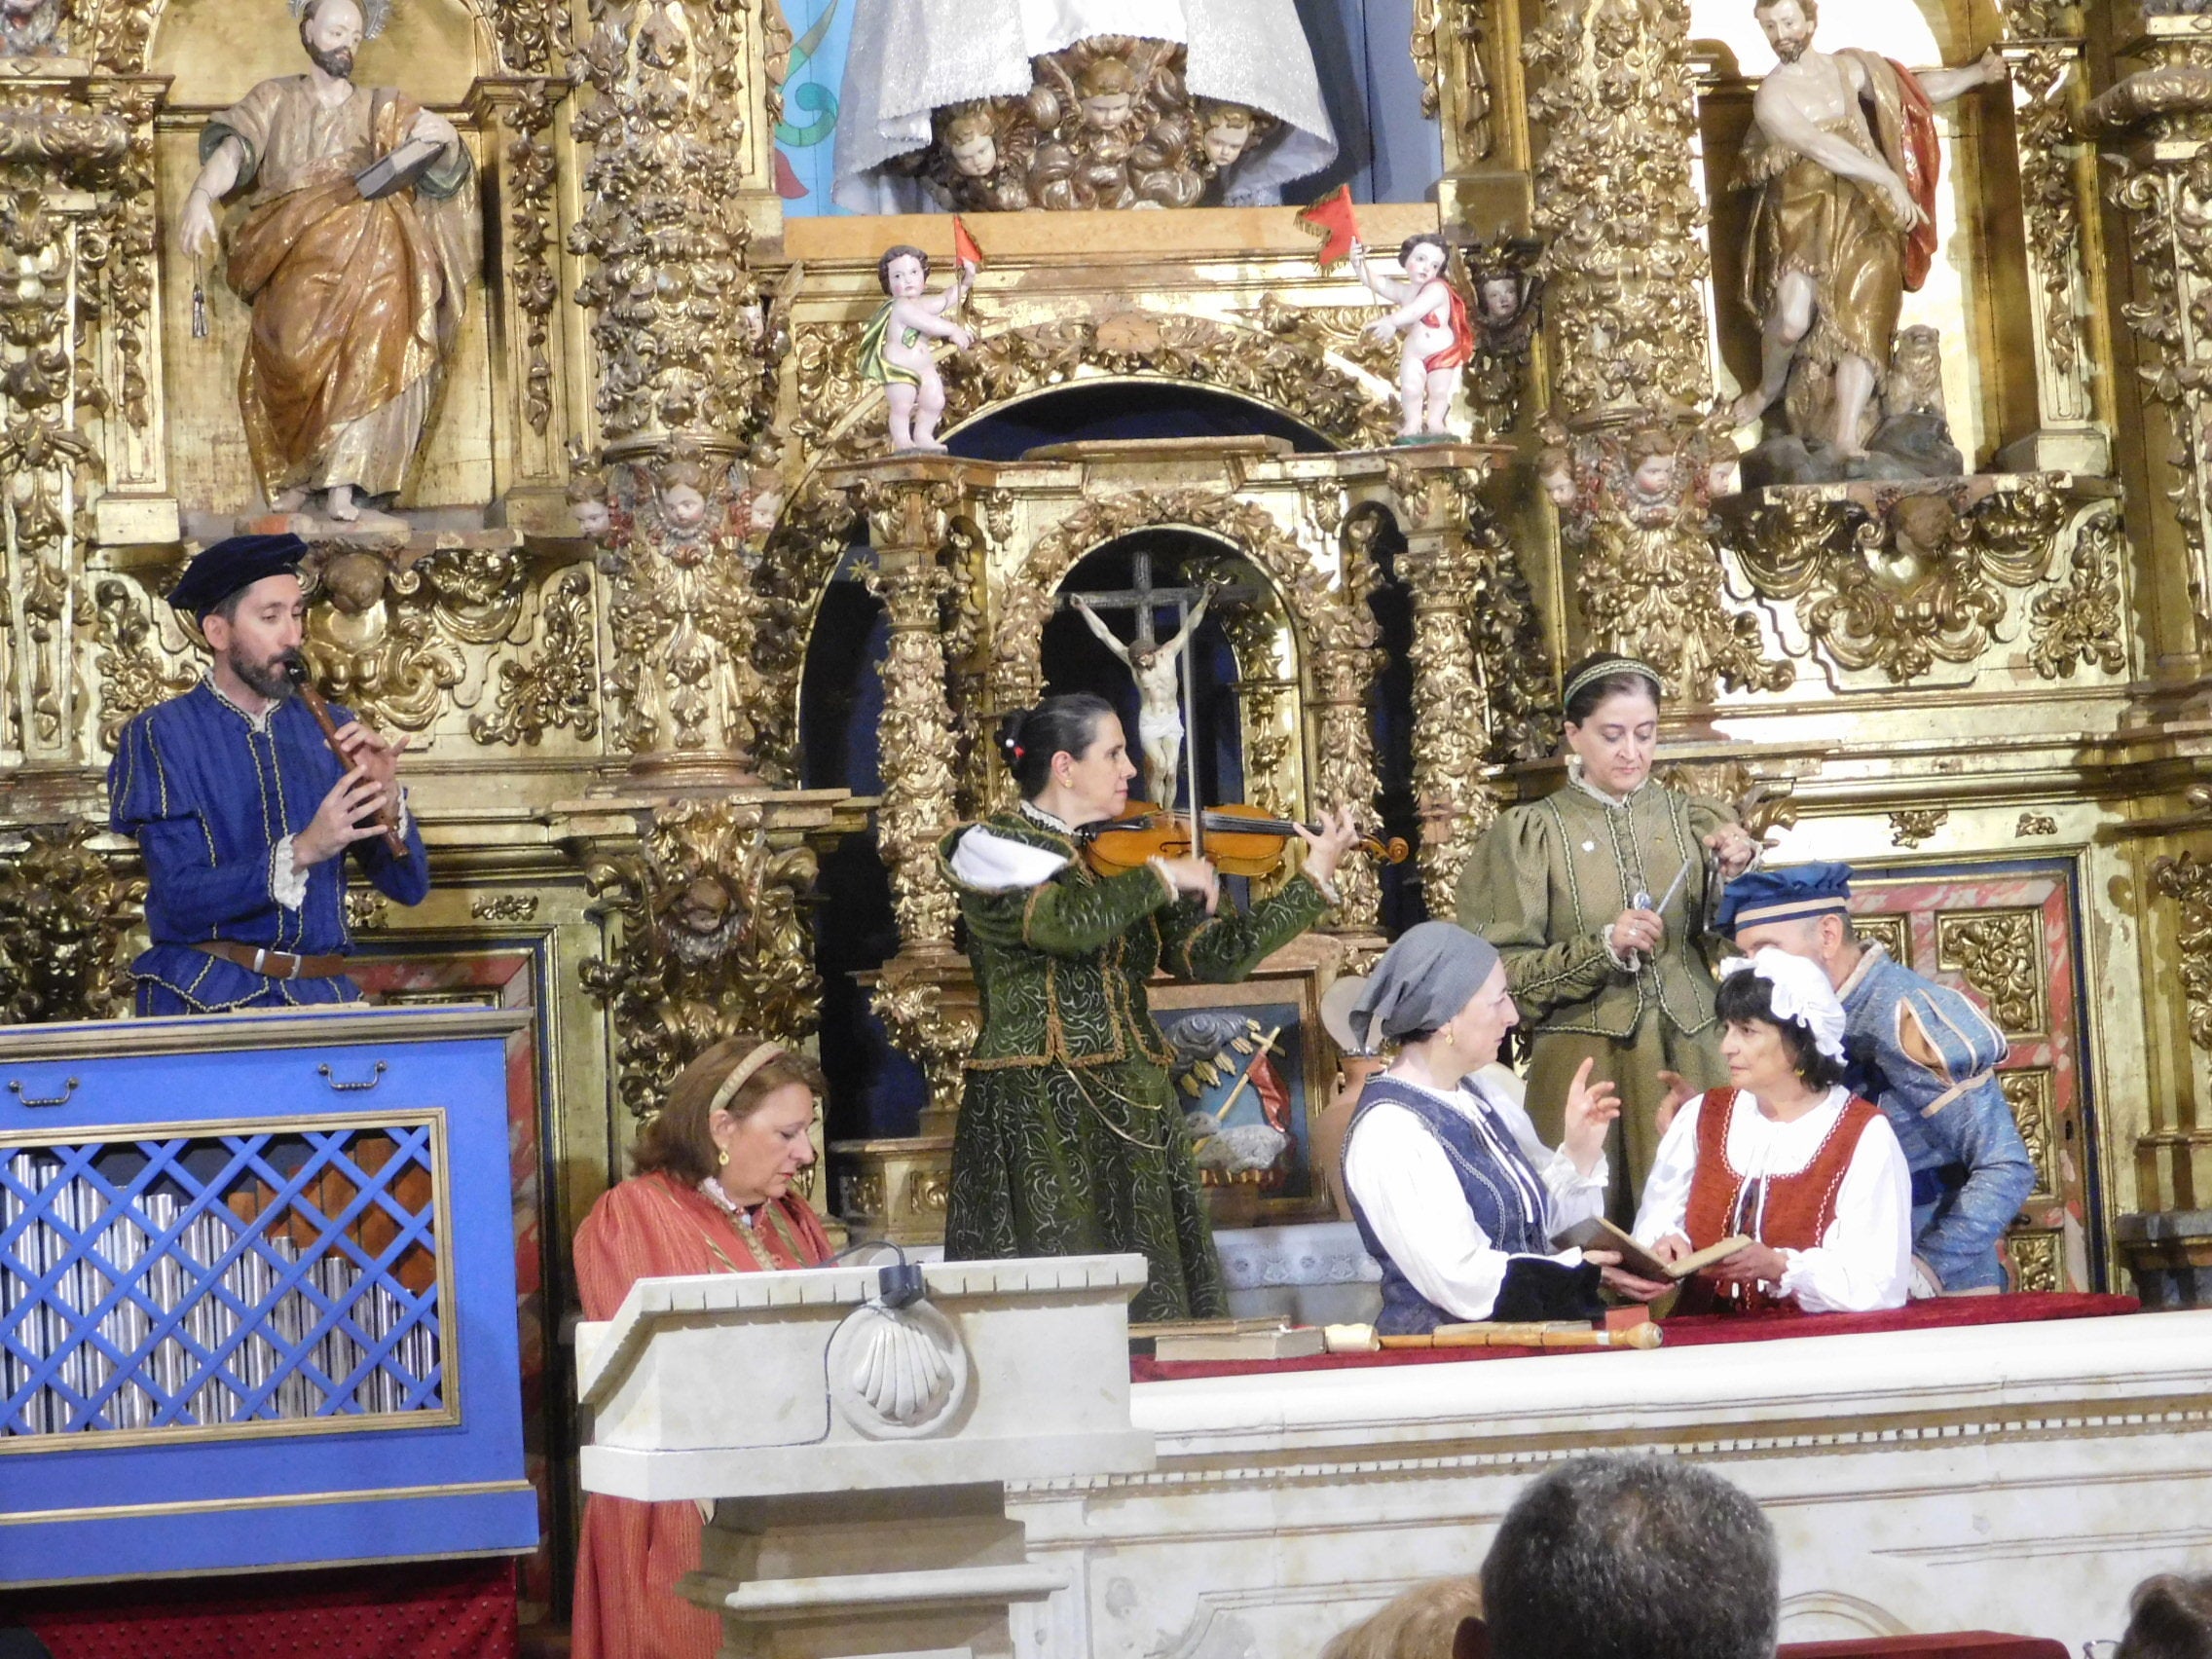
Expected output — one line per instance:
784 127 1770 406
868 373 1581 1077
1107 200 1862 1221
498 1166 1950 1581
1072 588 1211 806
178 0 479 527
1725 0 2001 467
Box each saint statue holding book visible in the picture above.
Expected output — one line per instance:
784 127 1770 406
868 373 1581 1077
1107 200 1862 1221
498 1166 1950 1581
178 0 478 527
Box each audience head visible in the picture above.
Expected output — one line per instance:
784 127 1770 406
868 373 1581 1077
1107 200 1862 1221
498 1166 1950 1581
1561 654 1663 798
1714 948 1849 1095
630 1037 824 1201
1483 1453 1777 1659
1319 1576 1483 1659
994 694 1130 817
2117 1574 2212 1659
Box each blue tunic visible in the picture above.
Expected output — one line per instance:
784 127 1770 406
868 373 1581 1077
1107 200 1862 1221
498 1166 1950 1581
1345 1074 1557 1336
1837 942 2036 1292
108 682 428 1014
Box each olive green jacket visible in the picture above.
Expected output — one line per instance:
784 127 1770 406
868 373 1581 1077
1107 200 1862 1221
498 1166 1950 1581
940 814 1331 1071
1455 777 1739 1041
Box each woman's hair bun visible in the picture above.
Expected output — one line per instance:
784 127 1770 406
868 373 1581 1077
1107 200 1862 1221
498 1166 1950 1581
995 708 1030 769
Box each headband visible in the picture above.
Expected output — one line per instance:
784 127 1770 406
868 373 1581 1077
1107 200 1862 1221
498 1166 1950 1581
706 1041 788 1118
1564 655 1664 709
1718 950 1846 1062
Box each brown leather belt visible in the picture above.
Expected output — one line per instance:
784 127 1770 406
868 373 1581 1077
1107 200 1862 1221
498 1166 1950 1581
193 940 350 980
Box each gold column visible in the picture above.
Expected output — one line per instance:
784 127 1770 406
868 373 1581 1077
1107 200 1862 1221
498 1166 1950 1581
1525 0 1786 704
1386 447 1511 915
1996 0 2111 476
2090 11 2212 685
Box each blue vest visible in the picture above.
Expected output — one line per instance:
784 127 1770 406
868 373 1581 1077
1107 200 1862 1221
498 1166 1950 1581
1346 1074 1553 1336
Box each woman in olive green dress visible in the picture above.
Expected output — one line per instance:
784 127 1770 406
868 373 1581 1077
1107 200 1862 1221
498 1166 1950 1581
1456 655 1759 1208
940 693 1356 1321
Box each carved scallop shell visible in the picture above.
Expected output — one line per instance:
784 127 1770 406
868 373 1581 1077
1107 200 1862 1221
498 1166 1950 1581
825 1299 971 1439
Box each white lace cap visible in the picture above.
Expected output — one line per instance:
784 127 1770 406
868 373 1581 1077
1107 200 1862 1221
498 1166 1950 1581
1717 946 1847 1062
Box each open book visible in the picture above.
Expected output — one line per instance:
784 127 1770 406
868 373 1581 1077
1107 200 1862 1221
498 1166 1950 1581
1550 1216 1753 1283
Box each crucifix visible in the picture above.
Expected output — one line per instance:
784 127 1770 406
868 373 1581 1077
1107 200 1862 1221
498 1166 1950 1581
1060 547 1261 812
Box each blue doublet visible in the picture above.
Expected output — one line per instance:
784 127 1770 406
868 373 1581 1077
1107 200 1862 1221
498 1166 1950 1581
108 682 428 1014
1346 1074 1557 1336
1838 943 2036 1291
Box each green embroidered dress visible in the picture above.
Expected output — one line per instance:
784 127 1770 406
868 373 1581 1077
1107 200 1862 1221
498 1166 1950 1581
940 811 1331 1322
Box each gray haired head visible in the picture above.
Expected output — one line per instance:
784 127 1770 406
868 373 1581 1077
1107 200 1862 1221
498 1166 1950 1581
1483 1454 1778 1659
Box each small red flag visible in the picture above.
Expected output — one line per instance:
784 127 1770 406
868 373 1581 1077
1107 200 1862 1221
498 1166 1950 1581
1295 185 1361 273
952 215 985 272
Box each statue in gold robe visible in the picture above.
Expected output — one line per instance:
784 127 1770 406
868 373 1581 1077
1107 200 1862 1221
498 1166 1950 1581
1725 0 2001 468
178 0 478 526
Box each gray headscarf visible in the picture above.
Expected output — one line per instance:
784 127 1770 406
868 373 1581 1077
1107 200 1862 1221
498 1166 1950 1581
1346 922 1502 1051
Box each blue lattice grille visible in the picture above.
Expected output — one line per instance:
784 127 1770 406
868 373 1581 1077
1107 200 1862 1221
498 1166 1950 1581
0 1120 446 1438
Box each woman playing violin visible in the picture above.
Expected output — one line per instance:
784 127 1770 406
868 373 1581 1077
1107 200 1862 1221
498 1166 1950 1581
940 693 1358 1321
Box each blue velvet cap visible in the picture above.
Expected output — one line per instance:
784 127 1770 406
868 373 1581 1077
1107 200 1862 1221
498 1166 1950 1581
167 534 310 619
1716 861 1855 934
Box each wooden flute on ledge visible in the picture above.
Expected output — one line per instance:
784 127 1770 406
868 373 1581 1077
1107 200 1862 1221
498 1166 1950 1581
285 658 411 859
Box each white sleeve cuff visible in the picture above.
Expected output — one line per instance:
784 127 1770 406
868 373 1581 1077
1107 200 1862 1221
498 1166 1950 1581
1307 869 1340 903
271 835 308 910
1602 925 1634 971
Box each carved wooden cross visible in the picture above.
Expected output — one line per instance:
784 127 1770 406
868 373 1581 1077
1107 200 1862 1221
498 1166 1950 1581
1055 547 1261 647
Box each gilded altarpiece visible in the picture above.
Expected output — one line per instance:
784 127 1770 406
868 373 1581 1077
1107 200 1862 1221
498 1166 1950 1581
5 0 2212 1626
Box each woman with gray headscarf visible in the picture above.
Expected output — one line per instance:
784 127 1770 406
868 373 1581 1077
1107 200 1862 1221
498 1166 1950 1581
1342 922 1672 1333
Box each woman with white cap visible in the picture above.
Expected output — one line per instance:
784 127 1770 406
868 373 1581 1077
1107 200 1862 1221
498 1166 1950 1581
1633 947 1912 1313
1340 922 1672 1335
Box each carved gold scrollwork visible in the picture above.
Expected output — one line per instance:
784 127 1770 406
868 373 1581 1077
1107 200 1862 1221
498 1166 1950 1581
91 574 194 752
1719 479 2086 684
471 568 604 746
2008 45 2084 387
2153 850 2212 1053
872 954 977 1124
2008 1229 2062 1294
1999 1067 2059 1199
579 800 821 1121
472 893 542 923
1889 808 1948 849
753 482 861 784
0 822 143 1023
1935 909 2047 1037
489 0 573 76
2028 505 2128 680
345 890 389 933
506 80 561 437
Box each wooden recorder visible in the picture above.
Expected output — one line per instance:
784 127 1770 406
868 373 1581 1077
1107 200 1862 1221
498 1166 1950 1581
284 659 411 859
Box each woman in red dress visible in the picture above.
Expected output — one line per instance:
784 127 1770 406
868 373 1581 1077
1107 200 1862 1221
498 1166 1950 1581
571 1037 833 1659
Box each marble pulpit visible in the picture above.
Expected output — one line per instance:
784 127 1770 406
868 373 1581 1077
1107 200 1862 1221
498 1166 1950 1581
575 1251 1155 1657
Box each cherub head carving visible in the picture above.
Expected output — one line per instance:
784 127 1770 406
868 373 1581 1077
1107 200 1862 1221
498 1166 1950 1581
939 101 1001 178
877 242 929 297
658 451 710 536
1625 428 1679 505
1076 56 1139 130
1196 98 1261 170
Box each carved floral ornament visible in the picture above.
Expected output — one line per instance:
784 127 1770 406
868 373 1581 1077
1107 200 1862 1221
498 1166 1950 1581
1714 483 2126 686
577 799 822 1121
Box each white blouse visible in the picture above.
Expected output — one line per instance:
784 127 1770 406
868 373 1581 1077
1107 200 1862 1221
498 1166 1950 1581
1632 1087 1912 1313
1343 1072 1608 1323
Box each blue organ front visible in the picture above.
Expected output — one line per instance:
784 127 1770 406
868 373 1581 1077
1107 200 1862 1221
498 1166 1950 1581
0 1004 537 1584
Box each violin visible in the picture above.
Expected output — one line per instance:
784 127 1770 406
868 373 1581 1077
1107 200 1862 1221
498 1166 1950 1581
1077 802 1411 880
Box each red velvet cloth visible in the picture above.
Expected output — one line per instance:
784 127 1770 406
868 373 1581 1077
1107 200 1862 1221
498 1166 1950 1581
1783 1633 2067 1659
1131 1292 2139 1382
15 1560 516 1659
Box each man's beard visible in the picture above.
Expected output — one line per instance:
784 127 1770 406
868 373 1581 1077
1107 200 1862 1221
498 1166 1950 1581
228 646 298 703
1772 33 1808 62
306 40 354 78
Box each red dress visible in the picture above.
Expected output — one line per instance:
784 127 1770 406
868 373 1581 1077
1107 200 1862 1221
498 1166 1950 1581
571 1171 833 1659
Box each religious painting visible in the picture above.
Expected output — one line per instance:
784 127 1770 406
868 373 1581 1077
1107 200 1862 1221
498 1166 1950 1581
1149 973 1332 1220
1845 856 2099 1294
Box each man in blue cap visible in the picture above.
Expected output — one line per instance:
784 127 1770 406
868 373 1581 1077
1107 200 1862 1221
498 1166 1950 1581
1717 862 2035 1296
107 534 428 1013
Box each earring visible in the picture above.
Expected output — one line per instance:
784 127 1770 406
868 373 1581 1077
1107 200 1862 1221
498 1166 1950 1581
718 1146 730 1168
